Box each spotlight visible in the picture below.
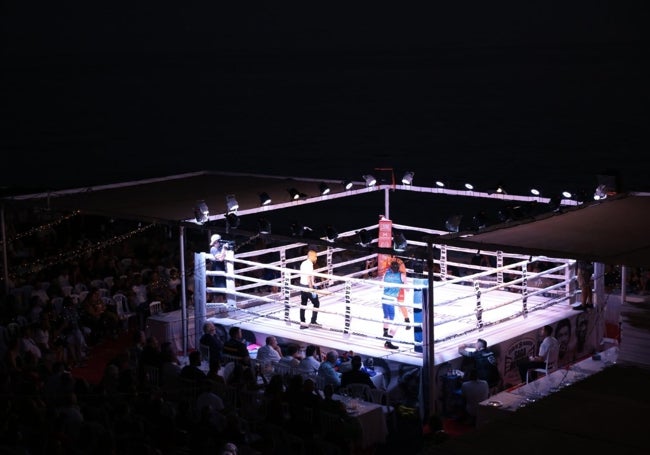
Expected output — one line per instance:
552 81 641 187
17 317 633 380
258 218 271 234
530 188 541 196
490 183 506 195
362 174 377 187
464 182 474 191
259 192 272 206
356 229 371 247
288 188 300 200
445 214 463 233
435 180 445 188
319 182 331 195
343 179 353 190
548 195 562 212
194 200 209 224
325 225 338 242
393 232 408 252
593 184 608 200
561 190 572 199
472 211 489 230
290 222 312 237
401 171 414 185
226 212 239 229
226 194 239 213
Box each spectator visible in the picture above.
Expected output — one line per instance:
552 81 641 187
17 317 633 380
317 350 341 390
200 321 224 372
340 355 376 389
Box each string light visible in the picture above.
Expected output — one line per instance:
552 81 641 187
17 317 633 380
5 210 81 243
9 223 156 278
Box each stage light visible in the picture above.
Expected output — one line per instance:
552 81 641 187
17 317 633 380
357 229 371 247
258 218 271 234
530 188 541 196
435 180 445 188
472 211 489 230
259 192 272 206
593 184 608 200
401 171 414 185
548 195 562 212
288 188 300 200
464 182 474 191
226 194 239 213
362 174 377 187
393 232 408 252
290 222 313 237
445 214 463 233
319 182 331 195
325 225 338 242
343 179 353 190
561 190 572 199
194 200 209 224
226 212 239 229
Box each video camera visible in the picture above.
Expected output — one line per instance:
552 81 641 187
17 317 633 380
220 240 236 249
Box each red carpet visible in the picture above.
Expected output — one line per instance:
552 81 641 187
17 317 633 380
70 329 134 385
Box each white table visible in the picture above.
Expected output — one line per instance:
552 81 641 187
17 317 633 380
333 394 388 449
145 309 196 354
477 347 618 427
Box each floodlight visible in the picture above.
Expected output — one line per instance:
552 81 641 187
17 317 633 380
357 229 371 247
325 225 338 242
319 182 331 195
343 179 354 190
194 201 209 224
393 232 408 252
288 188 300 200
593 184 608 200
561 190 572 199
259 192 272 206
362 174 377 187
258 218 271 234
226 212 239 229
464 182 474 191
226 194 239 213
445 214 463 232
530 188 541 196
435 180 445 188
401 171 414 185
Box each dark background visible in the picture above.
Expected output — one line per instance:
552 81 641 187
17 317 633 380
2 3 649 198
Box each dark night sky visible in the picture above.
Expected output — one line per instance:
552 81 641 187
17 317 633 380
2 3 649 196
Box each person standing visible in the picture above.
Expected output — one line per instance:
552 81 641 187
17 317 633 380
381 261 403 349
381 255 411 329
299 249 321 329
209 234 227 302
199 321 224 373
575 260 594 310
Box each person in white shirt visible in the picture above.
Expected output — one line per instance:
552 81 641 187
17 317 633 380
279 343 302 368
517 324 559 382
460 369 489 425
298 344 321 375
256 336 282 364
299 249 321 329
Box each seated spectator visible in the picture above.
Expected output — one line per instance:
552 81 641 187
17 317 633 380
278 343 302 368
255 335 282 364
180 350 207 383
317 350 341 390
460 369 489 425
222 326 250 364
340 355 376 389
298 344 321 375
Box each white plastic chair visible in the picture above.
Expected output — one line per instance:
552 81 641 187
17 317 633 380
149 301 163 316
526 345 559 383
114 293 137 330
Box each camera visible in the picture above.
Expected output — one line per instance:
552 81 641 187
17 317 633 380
221 240 235 249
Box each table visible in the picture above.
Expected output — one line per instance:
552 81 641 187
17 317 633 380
146 309 196 354
333 394 388 449
476 347 618 427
